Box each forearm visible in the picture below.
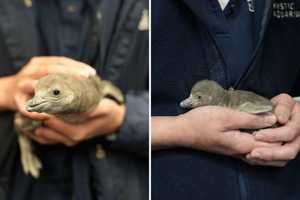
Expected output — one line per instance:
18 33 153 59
0 75 17 111
151 115 187 150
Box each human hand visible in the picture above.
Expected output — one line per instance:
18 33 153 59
10 57 96 118
170 106 278 157
18 56 96 79
246 94 300 167
26 98 126 146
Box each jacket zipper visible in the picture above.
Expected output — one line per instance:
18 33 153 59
238 164 248 200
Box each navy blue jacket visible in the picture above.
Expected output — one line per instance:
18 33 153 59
0 0 148 199
152 0 300 200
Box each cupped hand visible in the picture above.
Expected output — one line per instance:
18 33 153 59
10 56 96 117
18 56 96 79
26 98 126 146
175 106 279 157
246 94 300 167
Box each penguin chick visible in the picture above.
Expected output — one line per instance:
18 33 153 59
15 73 124 178
26 73 124 116
180 80 273 114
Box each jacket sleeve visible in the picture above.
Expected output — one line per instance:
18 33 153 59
106 91 149 156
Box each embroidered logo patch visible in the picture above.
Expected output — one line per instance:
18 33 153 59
247 0 255 12
273 2 300 18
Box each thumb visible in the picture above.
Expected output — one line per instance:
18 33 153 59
272 94 295 124
17 78 38 95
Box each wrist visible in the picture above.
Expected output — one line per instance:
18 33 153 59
168 115 187 146
0 75 18 111
151 116 188 149
114 105 126 131
99 103 126 137
174 114 197 148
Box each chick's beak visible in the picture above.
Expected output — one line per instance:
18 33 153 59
26 96 47 112
180 96 193 108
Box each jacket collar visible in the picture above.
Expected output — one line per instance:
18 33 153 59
179 1 227 35
181 0 273 88
234 0 273 88
181 0 273 44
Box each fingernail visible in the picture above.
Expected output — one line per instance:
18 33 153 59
265 115 276 125
246 154 252 159
252 151 261 158
79 70 90 78
90 68 96 75
80 69 96 78
278 115 287 123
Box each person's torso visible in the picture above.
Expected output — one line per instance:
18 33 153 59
152 0 300 200
0 0 148 199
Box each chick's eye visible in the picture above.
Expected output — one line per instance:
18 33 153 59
197 95 202 99
53 89 60 96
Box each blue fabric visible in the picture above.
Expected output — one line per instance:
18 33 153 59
2 0 149 199
35 0 93 59
33 2 96 199
152 1 300 200
10 145 74 200
212 0 254 85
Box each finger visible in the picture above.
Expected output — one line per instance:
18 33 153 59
44 117 86 136
15 79 35 113
249 135 300 161
272 94 295 124
242 156 287 167
25 57 96 79
29 56 95 72
21 57 73 77
46 56 96 78
254 113 300 142
225 110 277 130
219 131 281 156
29 133 56 145
34 127 76 146
15 79 49 120
17 79 37 95
23 112 50 121
14 89 31 114
46 64 96 79
293 102 300 113
14 91 48 120
83 98 119 118
15 92 49 121
43 116 110 142
46 56 92 68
